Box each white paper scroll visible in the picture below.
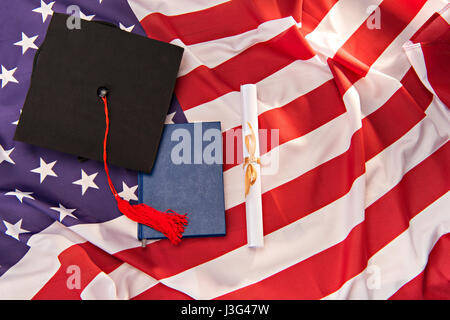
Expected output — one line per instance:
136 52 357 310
240 84 264 248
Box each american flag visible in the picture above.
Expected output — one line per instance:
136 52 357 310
0 0 449 300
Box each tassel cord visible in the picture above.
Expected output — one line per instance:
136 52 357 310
100 96 188 244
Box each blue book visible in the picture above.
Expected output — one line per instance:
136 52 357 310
138 122 226 241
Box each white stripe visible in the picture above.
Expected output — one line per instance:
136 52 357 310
371 0 448 79
0 216 139 299
183 0 381 129
175 17 298 77
348 0 447 118
158 100 448 299
439 3 450 24
80 272 118 300
127 0 230 21
0 222 85 299
401 21 450 135
223 1 449 208
224 109 359 210
118 0 447 300
403 41 441 100
423 93 450 139
0 216 156 299
1 22 438 299
323 192 450 300
184 0 443 132
181 0 387 130
345 0 448 124
80 263 159 300
128 55 448 300
305 0 383 58
69 215 140 253
184 56 332 132
0 58 367 299
4 96 445 300
365 97 450 209
353 69 403 117
161 175 367 300
316 0 444 121
108 263 159 299
3 0 446 300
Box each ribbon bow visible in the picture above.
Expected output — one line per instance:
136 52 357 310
243 122 261 197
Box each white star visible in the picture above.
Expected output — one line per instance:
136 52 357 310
50 204 77 222
12 109 22 125
32 0 55 23
5 189 35 203
73 169 99 195
119 23 135 32
79 10 95 21
118 182 138 201
14 32 38 55
30 158 58 183
0 145 15 165
164 112 176 124
0 65 19 88
3 219 29 241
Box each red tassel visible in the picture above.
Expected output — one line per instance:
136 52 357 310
114 192 188 245
115 196 188 244
100 96 188 245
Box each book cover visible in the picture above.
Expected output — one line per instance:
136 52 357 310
138 122 226 240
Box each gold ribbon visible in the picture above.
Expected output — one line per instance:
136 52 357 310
243 122 260 197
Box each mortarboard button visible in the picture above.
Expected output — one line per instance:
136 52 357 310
97 87 109 98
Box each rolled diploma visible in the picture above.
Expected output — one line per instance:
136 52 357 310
240 84 264 248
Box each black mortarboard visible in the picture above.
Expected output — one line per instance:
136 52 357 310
14 13 188 244
14 13 184 173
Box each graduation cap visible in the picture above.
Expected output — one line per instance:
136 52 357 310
14 13 188 244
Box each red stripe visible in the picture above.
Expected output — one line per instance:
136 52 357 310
400 67 434 113
362 87 428 161
123 0 445 299
410 9 450 107
115 129 365 279
115 65 433 279
410 8 450 114
222 79 346 171
140 0 302 45
301 0 339 35
116 202 248 280
77 242 123 274
361 67 433 161
327 0 431 94
411 12 449 43
327 58 362 96
181 0 430 150
223 65 431 170
176 0 425 113
389 233 450 300
176 26 315 111
257 79 345 151
216 142 449 299
113 131 357 280
32 243 107 300
334 0 427 79
420 35 450 108
132 283 193 300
